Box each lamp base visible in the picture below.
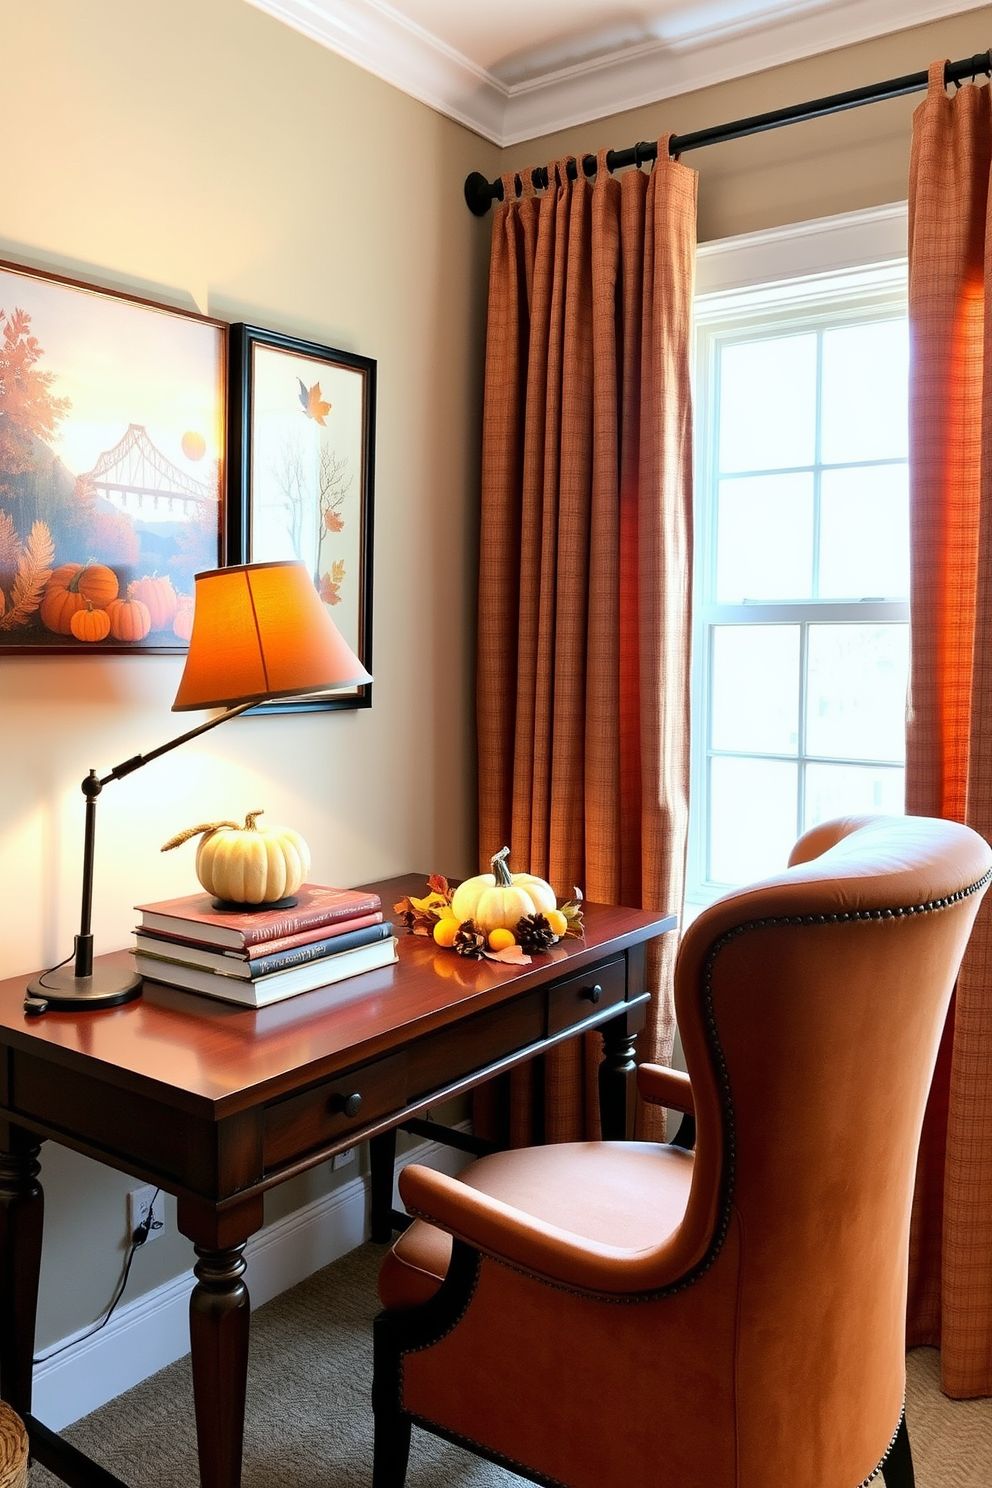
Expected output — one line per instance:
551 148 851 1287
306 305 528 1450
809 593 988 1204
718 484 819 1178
25 963 142 1013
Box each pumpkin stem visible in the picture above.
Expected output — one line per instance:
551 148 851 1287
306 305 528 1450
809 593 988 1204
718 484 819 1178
161 820 240 851
491 846 513 888
243 810 264 831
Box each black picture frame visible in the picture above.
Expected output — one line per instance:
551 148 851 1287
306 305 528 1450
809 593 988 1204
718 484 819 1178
227 323 375 711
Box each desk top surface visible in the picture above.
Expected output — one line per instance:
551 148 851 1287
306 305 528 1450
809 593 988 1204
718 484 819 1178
0 875 675 1115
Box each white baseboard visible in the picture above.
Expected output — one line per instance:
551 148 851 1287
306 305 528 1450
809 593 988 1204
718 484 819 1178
32 1125 473 1430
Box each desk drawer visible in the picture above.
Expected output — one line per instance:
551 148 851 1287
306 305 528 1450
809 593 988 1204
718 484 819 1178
263 1052 407 1170
547 956 626 1035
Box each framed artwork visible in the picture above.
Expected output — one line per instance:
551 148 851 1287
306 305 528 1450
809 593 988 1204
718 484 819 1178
227 324 375 711
0 259 225 654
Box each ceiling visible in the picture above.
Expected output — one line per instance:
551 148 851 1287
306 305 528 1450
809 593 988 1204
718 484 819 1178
245 0 988 145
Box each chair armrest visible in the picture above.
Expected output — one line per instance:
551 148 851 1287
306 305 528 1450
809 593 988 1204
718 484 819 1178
637 1064 694 1113
399 1160 696 1298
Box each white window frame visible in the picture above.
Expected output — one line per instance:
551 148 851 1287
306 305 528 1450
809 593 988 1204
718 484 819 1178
687 205 910 913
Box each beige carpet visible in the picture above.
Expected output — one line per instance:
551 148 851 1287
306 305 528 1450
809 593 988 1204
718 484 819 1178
28 1242 992 1486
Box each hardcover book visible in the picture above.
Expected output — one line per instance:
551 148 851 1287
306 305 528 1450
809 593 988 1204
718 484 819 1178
134 884 382 950
133 935 398 1007
133 919 394 979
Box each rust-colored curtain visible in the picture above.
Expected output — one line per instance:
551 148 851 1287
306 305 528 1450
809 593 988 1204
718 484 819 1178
475 144 696 1143
907 61 992 1398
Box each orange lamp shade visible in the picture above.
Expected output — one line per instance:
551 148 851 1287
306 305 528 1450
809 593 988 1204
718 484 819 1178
172 561 371 711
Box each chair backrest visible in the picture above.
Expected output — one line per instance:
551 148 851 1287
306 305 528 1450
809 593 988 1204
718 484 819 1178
673 814 991 1484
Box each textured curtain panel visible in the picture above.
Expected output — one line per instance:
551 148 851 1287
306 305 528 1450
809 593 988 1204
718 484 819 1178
907 61 992 1398
475 143 696 1144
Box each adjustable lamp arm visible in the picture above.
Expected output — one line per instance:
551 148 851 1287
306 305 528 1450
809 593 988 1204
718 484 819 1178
72 702 254 981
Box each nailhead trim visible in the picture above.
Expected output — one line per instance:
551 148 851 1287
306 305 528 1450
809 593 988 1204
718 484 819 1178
861 1405 907 1488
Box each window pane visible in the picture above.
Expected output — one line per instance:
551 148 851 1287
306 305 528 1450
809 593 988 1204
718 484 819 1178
819 465 909 599
821 319 909 464
711 626 800 754
719 334 817 473
806 625 909 761
709 757 798 884
716 474 813 601
804 763 905 829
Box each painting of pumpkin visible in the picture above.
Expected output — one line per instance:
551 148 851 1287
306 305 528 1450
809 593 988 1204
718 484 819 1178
131 573 178 630
69 603 111 643
106 595 151 642
40 561 120 635
172 595 194 641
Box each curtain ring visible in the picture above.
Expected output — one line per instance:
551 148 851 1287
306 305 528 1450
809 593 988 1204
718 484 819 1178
634 141 646 168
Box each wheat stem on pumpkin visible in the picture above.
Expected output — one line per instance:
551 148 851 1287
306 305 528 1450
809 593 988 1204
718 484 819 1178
161 821 240 851
161 811 266 851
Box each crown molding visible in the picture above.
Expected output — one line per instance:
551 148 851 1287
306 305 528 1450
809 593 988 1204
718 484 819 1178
245 0 990 147
242 0 507 141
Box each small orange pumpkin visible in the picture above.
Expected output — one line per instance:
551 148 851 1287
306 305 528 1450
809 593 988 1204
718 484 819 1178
70 603 112 643
107 596 151 642
131 573 178 630
172 595 194 641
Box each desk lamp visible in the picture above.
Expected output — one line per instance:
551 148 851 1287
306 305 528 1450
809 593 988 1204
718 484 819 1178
26 560 371 1012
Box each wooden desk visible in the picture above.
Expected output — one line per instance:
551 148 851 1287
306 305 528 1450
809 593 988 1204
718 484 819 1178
0 875 675 1488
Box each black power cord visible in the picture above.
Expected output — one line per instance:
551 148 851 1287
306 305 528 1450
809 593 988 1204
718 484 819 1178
33 1189 163 1365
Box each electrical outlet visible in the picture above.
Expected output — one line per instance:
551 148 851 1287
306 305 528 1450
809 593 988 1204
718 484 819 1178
126 1184 165 1244
332 1147 355 1171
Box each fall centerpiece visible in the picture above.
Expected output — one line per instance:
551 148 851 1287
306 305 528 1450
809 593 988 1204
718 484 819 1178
394 848 583 964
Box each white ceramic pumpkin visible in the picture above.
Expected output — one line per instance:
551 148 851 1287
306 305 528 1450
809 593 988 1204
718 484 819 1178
450 848 556 933
162 810 311 904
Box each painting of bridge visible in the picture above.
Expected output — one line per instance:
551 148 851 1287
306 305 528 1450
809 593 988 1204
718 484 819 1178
0 257 224 652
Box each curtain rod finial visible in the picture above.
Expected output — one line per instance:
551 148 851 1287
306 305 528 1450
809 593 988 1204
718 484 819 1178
465 171 496 216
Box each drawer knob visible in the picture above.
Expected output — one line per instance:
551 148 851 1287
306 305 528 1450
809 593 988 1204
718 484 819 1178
583 983 603 1005
332 1091 363 1118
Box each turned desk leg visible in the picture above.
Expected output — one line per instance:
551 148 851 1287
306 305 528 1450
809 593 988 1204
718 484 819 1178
0 1134 43 1419
189 1244 250 1488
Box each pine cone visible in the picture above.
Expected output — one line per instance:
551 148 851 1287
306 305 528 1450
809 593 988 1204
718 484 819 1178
453 918 487 958
516 913 556 953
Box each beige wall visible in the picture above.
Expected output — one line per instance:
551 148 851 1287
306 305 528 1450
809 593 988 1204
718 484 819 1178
0 0 498 1344
499 7 992 242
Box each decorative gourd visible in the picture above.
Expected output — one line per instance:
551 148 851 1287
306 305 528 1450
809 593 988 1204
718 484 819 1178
132 573 178 630
172 595 194 641
106 595 151 642
162 810 311 905
450 847 553 934
69 603 111 643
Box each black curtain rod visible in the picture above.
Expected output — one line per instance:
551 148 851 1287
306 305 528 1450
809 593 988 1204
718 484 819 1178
464 48 992 216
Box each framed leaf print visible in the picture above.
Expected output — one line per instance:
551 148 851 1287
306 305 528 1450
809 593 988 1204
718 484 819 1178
0 258 225 653
227 324 375 712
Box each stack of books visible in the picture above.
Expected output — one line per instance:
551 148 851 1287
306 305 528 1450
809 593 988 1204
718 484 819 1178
131 884 396 1008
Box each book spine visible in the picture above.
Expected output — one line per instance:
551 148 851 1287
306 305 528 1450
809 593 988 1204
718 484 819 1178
245 922 393 978
243 911 383 958
239 895 382 946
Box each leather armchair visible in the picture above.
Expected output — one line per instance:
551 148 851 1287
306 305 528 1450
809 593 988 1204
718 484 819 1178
372 815 991 1488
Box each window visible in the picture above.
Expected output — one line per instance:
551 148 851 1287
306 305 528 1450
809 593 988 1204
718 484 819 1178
688 216 910 909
